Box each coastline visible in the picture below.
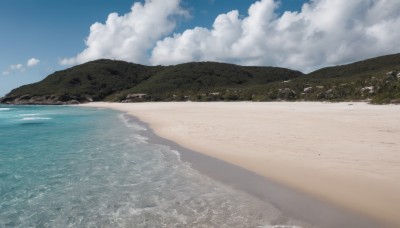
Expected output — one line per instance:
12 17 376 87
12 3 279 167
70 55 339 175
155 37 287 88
81 102 400 227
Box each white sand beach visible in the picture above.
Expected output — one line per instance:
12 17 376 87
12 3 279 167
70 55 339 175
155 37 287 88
82 102 400 226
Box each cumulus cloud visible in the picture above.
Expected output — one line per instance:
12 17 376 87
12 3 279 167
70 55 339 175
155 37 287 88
151 0 400 72
59 0 400 72
60 0 188 65
3 57 40 75
10 64 23 70
27 58 40 67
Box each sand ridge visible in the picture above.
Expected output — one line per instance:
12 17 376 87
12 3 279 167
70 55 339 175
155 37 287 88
81 102 400 226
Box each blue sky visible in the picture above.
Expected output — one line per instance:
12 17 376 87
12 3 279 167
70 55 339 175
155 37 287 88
0 0 133 95
1 0 400 96
0 0 307 96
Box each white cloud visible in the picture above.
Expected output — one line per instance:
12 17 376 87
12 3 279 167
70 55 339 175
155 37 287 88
59 0 400 72
27 58 40 67
60 0 188 66
10 64 23 70
151 0 400 72
3 57 40 75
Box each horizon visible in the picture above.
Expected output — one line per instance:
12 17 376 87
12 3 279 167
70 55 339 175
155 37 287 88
2 0 400 96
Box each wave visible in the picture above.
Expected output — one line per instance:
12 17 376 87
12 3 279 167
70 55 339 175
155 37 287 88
21 117 52 121
133 135 149 144
0 108 12 111
169 149 182 161
19 114 41 117
118 114 147 131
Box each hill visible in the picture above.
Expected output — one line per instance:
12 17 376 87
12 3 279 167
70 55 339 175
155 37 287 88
270 53 400 103
1 53 400 104
0 60 302 104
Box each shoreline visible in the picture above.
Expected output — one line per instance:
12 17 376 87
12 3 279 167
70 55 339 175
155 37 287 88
122 113 386 228
81 102 400 227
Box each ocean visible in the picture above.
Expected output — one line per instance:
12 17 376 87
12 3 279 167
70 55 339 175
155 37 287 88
0 105 303 227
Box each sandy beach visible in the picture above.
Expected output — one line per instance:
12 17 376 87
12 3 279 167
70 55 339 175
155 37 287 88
82 102 400 227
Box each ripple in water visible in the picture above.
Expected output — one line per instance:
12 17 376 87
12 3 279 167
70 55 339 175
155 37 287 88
0 106 308 228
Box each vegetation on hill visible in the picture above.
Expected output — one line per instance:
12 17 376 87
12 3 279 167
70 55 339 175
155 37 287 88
110 62 302 101
0 60 302 104
249 53 400 103
1 53 400 104
1 60 164 103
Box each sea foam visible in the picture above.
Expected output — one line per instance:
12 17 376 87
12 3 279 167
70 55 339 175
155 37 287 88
21 117 52 121
19 113 41 116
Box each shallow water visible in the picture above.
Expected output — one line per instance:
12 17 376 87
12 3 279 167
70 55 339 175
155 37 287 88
0 105 304 227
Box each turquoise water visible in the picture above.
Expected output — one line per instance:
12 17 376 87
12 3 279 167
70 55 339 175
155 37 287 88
0 105 301 227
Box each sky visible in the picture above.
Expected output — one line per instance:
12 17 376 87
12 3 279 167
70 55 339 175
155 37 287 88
1 0 400 96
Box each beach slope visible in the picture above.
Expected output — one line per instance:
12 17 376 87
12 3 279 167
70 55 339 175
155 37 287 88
82 102 400 226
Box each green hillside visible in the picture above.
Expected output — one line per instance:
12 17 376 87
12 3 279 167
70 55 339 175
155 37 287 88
110 62 302 101
1 60 302 104
307 53 400 80
265 53 400 103
1 60 163 103
1 53 400 104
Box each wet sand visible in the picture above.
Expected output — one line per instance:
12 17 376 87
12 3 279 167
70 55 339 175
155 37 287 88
81 102 400 227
